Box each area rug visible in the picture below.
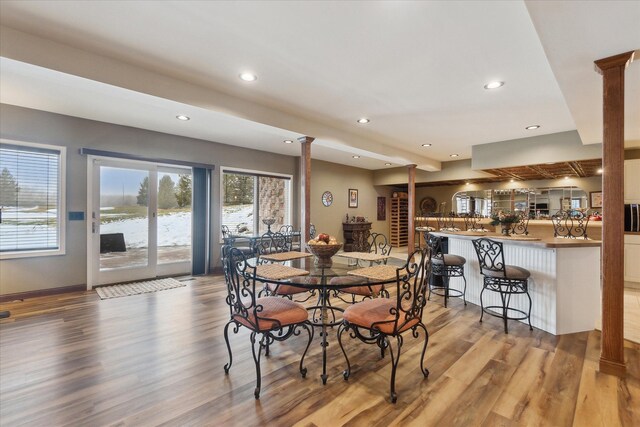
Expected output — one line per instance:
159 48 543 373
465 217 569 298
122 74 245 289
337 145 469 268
96 278 186 299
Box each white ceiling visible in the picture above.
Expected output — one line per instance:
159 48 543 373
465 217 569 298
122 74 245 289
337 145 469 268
0 0 638 170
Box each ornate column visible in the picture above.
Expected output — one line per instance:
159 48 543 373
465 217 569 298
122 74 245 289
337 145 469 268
407 164 417 252
298 136 314 248
594 50 635 377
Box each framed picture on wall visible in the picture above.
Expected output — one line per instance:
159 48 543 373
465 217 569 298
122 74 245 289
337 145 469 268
377 196 386 220
349 189 358 208
590 191 603 209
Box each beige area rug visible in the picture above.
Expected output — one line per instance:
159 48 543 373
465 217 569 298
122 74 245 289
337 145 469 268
96 278 186 300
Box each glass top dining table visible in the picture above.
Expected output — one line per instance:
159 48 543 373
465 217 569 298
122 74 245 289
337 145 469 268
247 254 405 384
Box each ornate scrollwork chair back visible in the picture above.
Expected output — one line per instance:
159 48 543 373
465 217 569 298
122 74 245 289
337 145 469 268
510 212 530 236
471 238 533 334
337 247 431 403
463 212 486 232
425 233 467 307
368 232 392 262
255 232 291 263
222 246 314 399
551 209 590 239
472 238 506 277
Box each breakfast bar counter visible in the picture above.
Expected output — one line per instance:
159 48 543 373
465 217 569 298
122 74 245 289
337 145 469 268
430 231 601 335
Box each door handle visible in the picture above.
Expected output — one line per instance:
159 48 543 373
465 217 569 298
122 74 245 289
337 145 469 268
92 222 96 234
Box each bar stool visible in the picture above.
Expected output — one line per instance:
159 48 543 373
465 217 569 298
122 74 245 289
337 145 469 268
425 233 466 307
472 238 533 334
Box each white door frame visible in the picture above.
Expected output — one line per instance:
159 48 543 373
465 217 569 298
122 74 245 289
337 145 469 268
87 156 157 289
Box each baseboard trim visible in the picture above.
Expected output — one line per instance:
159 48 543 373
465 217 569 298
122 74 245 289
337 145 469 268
599 358 627 377
0 284 86 303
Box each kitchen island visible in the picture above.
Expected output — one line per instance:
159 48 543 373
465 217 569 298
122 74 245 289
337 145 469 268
430 231 601 335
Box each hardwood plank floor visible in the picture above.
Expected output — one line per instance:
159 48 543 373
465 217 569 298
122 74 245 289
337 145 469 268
1 276 638 427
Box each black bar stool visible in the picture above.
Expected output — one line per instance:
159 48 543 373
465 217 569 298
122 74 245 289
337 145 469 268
472 238 533 334
425 233 466 307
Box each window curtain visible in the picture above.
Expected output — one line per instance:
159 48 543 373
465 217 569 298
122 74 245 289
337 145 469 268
192 167 210 275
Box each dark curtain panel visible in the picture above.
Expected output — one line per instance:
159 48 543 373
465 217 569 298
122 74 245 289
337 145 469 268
192 167 211 275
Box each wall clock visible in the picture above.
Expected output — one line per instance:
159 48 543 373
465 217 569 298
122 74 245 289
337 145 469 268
322 191 333 207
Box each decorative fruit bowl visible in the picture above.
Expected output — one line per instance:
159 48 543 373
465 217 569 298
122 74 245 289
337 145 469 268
307 233 341 267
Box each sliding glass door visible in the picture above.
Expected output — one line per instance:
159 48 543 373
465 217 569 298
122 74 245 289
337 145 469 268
88 158 192 287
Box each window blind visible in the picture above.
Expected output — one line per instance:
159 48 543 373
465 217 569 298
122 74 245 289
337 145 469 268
0 143 62 252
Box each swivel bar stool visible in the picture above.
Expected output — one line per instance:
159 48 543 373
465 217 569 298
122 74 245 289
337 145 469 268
425 233 467 308
472 238 533 334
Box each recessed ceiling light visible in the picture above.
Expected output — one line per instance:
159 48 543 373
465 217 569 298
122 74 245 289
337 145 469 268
564 176 570 180
176 115 190 121
525 125 541 130
510 179 515 183
484 81 504 90
421 144 432 147
239 72 257 82
357 118 370 124
352 155 360 159
283 140 293 144
466 182 470 185
597 168 603 174
450 154 459 158
385 163 392 166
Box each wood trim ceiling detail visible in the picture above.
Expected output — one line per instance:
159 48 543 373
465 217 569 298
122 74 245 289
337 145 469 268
416 158 602 188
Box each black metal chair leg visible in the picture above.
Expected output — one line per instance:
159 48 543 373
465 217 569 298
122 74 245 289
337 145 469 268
462 275 467 306
337 323 351 380
415 323 430 378
250 332 264 399
299 322 314 378
500 289 509 334
526 289 534 331
444 276 450 308
223 321 234 374
479 286 486 323
387 335 403 404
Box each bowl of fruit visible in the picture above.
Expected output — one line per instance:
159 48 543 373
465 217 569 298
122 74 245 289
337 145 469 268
306 233 342 267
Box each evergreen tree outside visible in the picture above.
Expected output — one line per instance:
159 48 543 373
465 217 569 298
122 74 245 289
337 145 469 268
137 176 149 206
223 173 254 205
0 167 19 207
158 175 177 209
175 174 192 208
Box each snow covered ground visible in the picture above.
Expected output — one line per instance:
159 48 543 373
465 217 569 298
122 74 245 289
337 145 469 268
1 204 252 251
101 211 192 248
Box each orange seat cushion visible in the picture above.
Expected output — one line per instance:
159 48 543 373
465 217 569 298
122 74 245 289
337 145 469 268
266 276 317 295
343 298 419 335
340 284 383 297
233 297 308 331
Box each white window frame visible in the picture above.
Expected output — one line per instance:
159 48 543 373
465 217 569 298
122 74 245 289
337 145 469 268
219 166 293 242
0 139 66 259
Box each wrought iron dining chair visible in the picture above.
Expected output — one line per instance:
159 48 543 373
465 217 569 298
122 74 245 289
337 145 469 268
221 225 254 256
222 246 314 399
425 233 467 307
334 233 392 303
256 232 316 301
337 247 431 403
472 238 533 334
551 209 590 239
278 224 301 250
510 212 530 235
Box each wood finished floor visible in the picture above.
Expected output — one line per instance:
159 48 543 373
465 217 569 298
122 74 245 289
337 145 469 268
1 276 639 427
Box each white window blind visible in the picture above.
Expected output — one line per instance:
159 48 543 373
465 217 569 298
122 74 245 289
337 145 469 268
0 141 65 255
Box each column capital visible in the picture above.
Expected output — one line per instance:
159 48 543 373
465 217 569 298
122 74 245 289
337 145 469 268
297 136 315 144
594 50 635 74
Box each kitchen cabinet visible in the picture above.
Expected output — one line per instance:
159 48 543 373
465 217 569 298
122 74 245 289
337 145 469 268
624 159 640 203
625 234 640 283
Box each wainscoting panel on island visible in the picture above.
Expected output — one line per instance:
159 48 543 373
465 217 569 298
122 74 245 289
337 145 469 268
431 232 601 335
